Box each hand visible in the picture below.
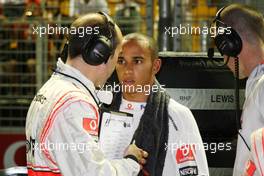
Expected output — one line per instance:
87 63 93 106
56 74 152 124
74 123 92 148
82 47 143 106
124 143 148 166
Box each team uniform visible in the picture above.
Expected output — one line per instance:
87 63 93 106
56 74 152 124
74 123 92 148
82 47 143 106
118 98 209 176
243 128 264 176
26 59 140 176
233 64 264 176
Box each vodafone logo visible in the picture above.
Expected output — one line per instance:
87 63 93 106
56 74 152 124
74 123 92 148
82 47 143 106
176 145 195 164
245 160 256 176
126 103 134 110
4 141 25 168
0 134 26 169
82 103 99 136
83 117 98 136
89 119 97 131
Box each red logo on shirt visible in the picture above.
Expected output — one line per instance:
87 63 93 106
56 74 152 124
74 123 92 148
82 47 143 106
126 103 134 110
245 160 256 176
176 145 195 164
83 117 98 136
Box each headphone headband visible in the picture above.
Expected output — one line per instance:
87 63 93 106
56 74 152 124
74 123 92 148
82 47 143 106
97 11 115 39
214 6 226 22
213 6 228 28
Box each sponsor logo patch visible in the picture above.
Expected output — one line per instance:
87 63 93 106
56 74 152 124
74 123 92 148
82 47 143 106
179 166 198 176
83 117 98 136
245 160 256 176
140 104 145 110
176 145 195 164
125 103 134 110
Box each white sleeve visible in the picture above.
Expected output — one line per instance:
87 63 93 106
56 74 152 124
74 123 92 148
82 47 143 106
183 109 210 176
168 100 209 176
256 82 264 118
45 100 140 176
250 128 264 175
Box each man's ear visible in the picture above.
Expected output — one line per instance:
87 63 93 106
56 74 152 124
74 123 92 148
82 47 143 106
153 58 161 74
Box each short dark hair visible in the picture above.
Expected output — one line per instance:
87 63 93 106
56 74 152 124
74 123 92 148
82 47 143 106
68 13 118 59
221 4 264 45
123 33 158 61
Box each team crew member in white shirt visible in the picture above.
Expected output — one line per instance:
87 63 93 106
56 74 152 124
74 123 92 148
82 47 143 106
108 33 209 176
244 128 264 176
211 4 264 176
25 13 148 176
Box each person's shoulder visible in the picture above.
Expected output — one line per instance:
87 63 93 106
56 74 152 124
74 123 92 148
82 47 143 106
167 98 199 132
251 128 264 148
42 77 94 109
251 128 264 138
256 73 264 87
168 98 195 123
51 76 89 97
168 98 192 115
257 76 264 98
258 74 264 90
254 74 264 107
250 128 264 159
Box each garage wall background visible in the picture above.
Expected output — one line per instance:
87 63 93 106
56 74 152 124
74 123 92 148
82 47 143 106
157 53 247 169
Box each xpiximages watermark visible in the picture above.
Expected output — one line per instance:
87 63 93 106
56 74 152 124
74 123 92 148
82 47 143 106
164 24 231 37
100 82 166 95
32 24 100 37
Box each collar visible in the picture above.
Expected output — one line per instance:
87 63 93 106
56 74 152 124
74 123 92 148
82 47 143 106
55 58 100 103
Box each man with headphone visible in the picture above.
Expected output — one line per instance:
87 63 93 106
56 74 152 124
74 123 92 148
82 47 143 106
26 12 148 176
212 4 264 176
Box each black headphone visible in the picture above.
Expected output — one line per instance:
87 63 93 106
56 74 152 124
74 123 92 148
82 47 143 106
213 6 242 57
61 12 116 65
82 11 116 65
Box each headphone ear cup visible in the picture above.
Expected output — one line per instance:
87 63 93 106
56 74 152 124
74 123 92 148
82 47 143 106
215 28 242 57
82 36 113 66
